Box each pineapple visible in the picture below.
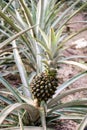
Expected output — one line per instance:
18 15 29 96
30 28 61 104
31 69 58 102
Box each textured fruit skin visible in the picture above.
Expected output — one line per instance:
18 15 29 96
30 72 58 102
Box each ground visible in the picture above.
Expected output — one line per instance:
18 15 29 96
0 12 87 130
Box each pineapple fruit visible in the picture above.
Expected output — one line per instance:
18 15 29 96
30 28 61 104
31 68 58 102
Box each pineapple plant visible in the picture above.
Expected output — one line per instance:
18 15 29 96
0 0 87 130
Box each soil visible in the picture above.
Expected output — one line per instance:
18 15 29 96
0 12 87 130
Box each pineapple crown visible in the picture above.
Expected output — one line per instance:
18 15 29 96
37 27 64 70
46 67 57 76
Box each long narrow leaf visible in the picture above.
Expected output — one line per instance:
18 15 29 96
59 2 87 30
19 0 33 27
0 95 13 104
2 0 14 13
12 41 31 97
52 0 80 28
48 71 87 107
48 99 87 114
0 24 38 49
0 10 20 32
0 103 39 125
47 114 83 123
60 55 87 61
59 60 87 70
58 27 87 50
78 114 87 130
0 76 22 102
0 126 54 130
39 28 48 45
53 87 87 103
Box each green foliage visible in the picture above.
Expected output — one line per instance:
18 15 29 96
0 0 87 129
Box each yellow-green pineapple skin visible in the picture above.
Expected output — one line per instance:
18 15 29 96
30 71 58 102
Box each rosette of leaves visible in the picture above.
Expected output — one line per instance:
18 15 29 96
0 0 87 130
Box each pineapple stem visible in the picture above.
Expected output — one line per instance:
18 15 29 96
40 101 47 130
